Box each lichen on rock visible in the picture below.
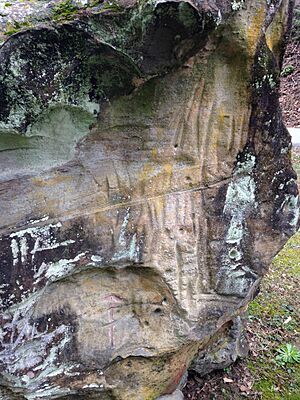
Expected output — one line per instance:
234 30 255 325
0 0 298 399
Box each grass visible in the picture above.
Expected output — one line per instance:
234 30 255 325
247 227 300 399
293 148 300 179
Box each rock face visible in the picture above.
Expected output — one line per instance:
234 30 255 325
0 0 299 399
190 315 249 376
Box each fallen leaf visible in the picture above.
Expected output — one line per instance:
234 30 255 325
223 377 234 383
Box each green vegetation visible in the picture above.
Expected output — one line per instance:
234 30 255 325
52 0 79 21
246 227 300 399
51 0 123 21
100 1 124 12
293 149 300 179
275 344 300 366
4 20 32 36
281 65 295 77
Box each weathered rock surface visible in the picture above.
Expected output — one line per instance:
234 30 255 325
156 389 184 400
0 0 299 399
190 315 249 376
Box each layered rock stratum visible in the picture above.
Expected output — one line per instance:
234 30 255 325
0 0 299 399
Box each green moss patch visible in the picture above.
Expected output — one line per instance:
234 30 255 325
52 0 79 21
4 21 32 36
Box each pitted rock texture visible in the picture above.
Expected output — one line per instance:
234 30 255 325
156 389 184 400
190 315 249 376
0 0 299 399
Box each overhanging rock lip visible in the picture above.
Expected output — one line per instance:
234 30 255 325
0 21 144 137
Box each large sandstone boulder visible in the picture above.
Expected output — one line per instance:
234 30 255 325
0 0 298 399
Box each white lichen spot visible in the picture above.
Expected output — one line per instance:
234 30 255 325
118 208 130 247
83 383 101 389
217 153 258 297
10 238 19 266
281 193 300 229
216 9 222 26
9 222 75 265
20 236 29 263
81 96 100 115
111 208 139 262
280 147 289 155
129 233 137 259
34 253 87 284
231 0 244 11
28 216 50 225
223 154 256 245
91 255 103 263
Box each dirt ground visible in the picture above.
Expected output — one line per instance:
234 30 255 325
280 41 300 127
280 3 300 127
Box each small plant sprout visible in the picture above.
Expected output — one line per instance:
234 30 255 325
275 344 300 366
281 65 295 77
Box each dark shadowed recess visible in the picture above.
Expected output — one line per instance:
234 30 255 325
0 1 217 135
